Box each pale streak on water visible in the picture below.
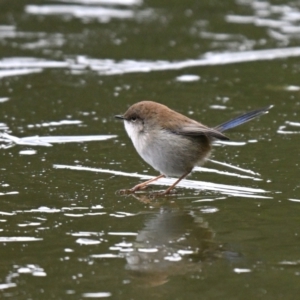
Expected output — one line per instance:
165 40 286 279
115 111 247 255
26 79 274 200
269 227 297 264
53 164 271 199
0 133 117 148
25 5 136 21
277 121 300 134
0 237 43 242
82 292 112 299
53 0 142 5
0 191 19 196
0 68 43 78
208 159 260 176
194 166 261 181
288 199 300 203
1 47 300 78
27 120 82 128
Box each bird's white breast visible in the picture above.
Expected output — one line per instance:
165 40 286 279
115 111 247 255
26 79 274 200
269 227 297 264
124 121 192 177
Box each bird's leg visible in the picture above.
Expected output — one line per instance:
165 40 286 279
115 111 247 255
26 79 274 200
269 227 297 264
129 174 165 192
159 171 190 195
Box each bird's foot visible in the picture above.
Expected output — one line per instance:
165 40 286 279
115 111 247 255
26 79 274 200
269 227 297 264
116 185 151 196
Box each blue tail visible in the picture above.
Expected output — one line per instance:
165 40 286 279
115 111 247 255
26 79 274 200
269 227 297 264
214 105 272 132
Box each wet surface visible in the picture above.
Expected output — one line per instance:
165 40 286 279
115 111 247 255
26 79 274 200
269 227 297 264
1 0 300 298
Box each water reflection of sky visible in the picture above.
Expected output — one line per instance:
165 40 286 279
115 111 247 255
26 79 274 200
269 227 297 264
226 1 300 45
0 0 299 78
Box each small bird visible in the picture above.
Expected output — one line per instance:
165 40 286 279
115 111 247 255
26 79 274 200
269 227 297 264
115 101 271 195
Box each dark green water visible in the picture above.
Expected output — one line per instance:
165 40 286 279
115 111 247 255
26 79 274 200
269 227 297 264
1 0 300 299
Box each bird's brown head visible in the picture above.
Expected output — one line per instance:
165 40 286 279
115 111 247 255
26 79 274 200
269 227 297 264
115 101 183 130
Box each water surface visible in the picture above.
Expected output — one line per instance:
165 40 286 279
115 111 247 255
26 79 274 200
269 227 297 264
1 0 300 299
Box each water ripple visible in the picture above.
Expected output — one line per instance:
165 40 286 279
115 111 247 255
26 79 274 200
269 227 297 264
1 47 300 79
26 5 138 22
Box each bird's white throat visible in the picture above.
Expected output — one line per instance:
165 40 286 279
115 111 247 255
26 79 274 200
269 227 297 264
124 120 147 153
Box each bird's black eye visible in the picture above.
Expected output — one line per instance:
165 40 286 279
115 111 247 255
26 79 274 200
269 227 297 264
131 116 137 122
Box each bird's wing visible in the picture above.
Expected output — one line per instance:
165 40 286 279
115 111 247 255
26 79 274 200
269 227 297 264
174 124 229 141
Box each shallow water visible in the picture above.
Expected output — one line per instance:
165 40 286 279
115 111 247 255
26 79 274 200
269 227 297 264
1 0 300 298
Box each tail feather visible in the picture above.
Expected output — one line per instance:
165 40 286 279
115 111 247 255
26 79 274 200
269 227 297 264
214 105 273 133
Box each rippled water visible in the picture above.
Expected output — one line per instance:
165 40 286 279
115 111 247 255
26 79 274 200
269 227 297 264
1 0 300 299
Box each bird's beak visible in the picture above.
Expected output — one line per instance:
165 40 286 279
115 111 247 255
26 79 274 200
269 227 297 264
115 115 125 120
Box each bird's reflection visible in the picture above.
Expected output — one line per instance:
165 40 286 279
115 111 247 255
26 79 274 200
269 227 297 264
123 196 225 287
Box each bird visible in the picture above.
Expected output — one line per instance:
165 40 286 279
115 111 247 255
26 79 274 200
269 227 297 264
115 101 271 195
